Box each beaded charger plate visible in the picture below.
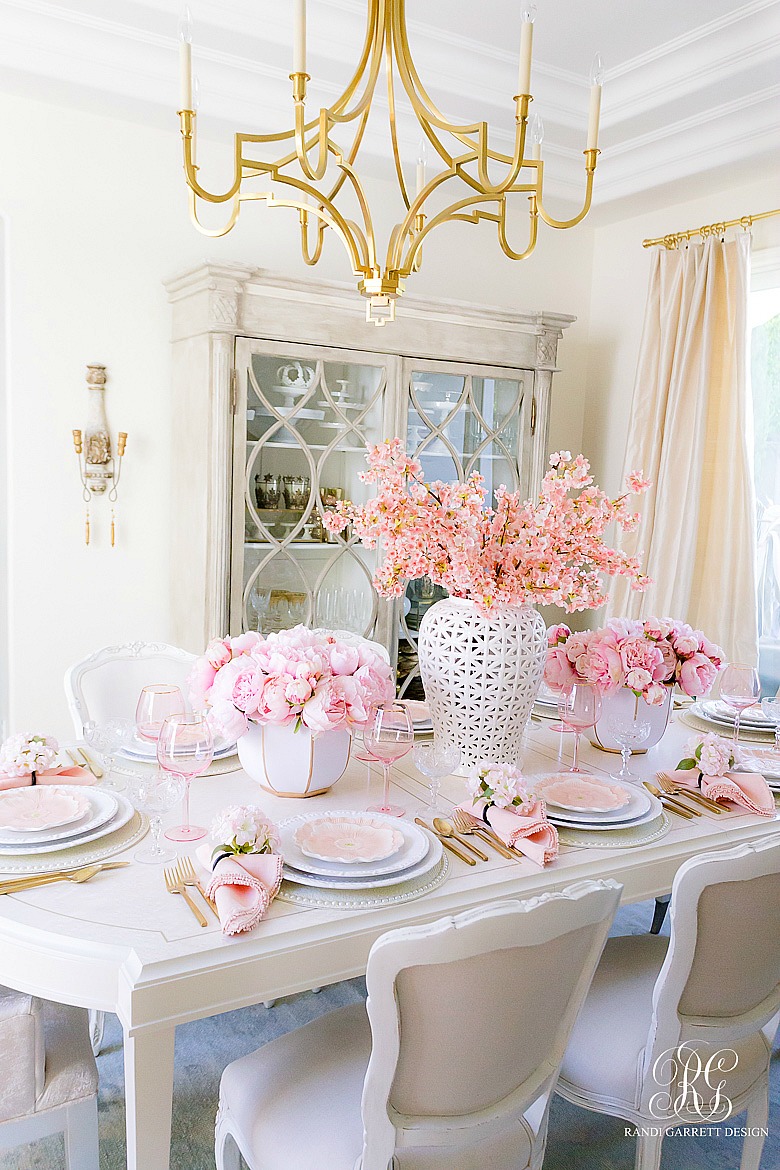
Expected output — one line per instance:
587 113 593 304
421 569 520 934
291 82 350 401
276 852 449 910
0 811 148 875
680 709 774 745
557 811 671 850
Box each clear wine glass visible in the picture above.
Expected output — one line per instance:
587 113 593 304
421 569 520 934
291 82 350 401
82 718 134 792
557 683 602 773
413 739 460 815
761 690 780 755
719 664 761 743
364 702 414 817
126 770 185 864
157 713 214 842
135 684 185 742
606 713 651 782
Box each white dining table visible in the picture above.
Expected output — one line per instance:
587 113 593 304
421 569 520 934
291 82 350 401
0 714 776 1170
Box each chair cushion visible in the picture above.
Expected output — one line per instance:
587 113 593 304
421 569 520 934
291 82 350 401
558 935 771 1115
36 1001 99 1113
220 1003 534 1170
0 987 45 1122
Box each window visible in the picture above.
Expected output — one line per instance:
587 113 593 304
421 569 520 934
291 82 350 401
751 249 780 692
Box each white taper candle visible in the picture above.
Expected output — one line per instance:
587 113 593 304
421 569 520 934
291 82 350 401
294 0 307 75
178 7 193 109
517 15 534 96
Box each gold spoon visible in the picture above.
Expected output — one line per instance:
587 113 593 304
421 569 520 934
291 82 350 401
432 817 489 861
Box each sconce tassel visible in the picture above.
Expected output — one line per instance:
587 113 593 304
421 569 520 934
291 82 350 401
110 508 116 548
85 508 91 546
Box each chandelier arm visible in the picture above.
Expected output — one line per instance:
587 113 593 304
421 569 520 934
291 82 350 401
397 193 511 277
300 210 327 265
179 113 244 204
385 16 411 212
536 151 598 229
327 0 383 119
386 167 461 271
187 189 242 236
293 95 331 182
496 195 539 261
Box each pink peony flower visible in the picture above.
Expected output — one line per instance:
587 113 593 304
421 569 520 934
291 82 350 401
672 626 699 658
565 631 594 672
544 647 578 691
231 665 264 714
654 640 678 682
301 681 348 733
583 640 623 693
698 635 724 667
329 643 361 676
255 676 292 725
188 657 218 707
644 683 667 706
679 652 718 697
620 635 664 680
625 667 653 692
206 638 232 669
284 677 313 707
547 623 571 647
208 700 249 742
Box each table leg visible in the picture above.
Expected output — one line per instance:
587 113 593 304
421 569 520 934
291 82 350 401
123 1025 175 1170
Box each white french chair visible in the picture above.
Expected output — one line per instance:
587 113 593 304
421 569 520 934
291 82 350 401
0 985 99 1168
64 639 197 737
556 835 780 1170
214 878 622 1170
64 640 196 1051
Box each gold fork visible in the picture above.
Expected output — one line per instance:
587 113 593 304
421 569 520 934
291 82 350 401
656 771 724 814
452 810 519 861
643 782 696 819
0 862 129 896
177 856 219 918
164 865 208 927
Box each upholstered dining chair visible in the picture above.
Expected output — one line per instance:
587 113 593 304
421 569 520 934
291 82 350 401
556 835 780 1170
214 878 621 1170
0 985 99 1168
64 639 197 737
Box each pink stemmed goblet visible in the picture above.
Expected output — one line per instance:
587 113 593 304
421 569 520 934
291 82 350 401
135 684 185 742
157 713 214 842
557 683 602 773
719 664 761 744
364 702 414 817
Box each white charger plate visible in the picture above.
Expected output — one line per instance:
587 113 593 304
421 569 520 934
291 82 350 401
0 794 134 855
544 791 663 831
700 700 771 728
279 811 430 879
532 776 653 824
119 733 236 762
0 788 118 846
283 832 443 890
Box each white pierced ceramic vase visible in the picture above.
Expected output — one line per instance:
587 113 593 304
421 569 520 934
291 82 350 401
417 598 547 773
589 685 673 753
238 723 351 797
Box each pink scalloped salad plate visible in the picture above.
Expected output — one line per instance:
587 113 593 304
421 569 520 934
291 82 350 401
0 785 92 832
533 774 631 813
294 816 405 864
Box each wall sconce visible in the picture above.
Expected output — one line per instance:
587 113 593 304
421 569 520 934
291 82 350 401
72 364 127 546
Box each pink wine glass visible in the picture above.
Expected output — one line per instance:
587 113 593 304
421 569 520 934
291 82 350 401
135 684 185 742
157 712 214 842
558 683 602 773
719 664 761 744
364 702 414 817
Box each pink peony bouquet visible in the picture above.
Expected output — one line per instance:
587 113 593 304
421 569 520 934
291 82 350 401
545 617 725 706
189 626 395 741
323 439 651 613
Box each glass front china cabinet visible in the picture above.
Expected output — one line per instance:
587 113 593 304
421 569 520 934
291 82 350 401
167 263 574 688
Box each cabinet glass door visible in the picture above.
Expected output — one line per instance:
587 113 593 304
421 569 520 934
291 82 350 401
399 359 534 696
232 339 395 641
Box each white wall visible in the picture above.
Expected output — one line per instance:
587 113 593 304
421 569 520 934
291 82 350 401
0 90 595 735
584 171 780 494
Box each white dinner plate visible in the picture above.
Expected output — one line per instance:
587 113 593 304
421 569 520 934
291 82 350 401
733 748 780 783
119 733 237 762
0 794 134 855
399 699 432 730
283 832 443 890
279 811 430 879
531 775 653 824
700 700 771 728
543 790 663 831
0 788 119 846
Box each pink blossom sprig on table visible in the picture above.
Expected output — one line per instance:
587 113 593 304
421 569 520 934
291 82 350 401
189 625 395 741
676 734 742 780
210 805 279 863
0 733 59 778
544 618 724 706
321 439 651 614
467 762 530 810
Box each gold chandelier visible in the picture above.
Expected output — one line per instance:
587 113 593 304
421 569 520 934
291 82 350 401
177 1 603 325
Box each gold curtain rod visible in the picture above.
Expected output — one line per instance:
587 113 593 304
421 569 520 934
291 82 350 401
642 206 780 249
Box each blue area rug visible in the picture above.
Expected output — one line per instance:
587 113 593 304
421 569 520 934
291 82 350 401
1 901 776 1169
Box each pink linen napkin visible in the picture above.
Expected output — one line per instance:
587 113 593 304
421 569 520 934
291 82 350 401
667 769 775 817
196 845 283 936
0 766 93 791
458 799 559 867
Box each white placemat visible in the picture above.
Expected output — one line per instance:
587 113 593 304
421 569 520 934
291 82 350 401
680 710 774 745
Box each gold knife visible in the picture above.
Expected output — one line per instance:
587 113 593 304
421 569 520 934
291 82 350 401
643 782 695 820
415 818 475 866
0 862 129 895
656 773 724 814
74 746 104 779
467 825 519 862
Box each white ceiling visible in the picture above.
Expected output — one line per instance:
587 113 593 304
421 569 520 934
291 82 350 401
0 0 777 207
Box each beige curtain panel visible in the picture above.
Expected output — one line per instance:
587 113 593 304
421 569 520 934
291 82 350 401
607 233 758 666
